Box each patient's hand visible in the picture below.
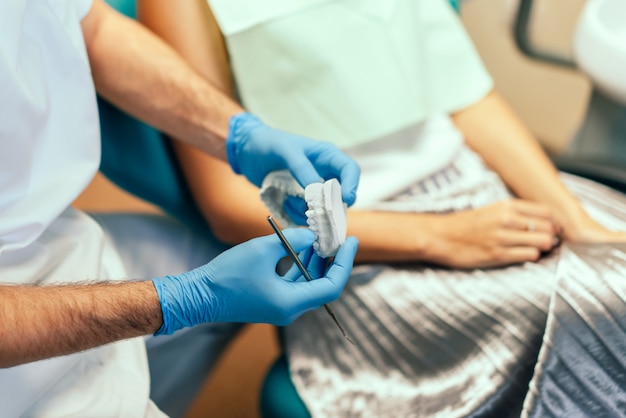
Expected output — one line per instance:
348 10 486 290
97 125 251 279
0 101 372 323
562 216 626 243
427 200 561 269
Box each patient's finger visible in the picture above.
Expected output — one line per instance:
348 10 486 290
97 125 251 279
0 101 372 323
511 216 556 235
501 247 542 265
502 230 557 252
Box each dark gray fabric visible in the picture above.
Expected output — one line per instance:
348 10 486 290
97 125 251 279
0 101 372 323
523 243 626 418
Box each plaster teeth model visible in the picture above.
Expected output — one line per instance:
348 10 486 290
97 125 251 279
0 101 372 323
260 170 347 258
304 179 347 257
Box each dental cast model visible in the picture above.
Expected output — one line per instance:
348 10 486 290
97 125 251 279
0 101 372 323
260 170 347 257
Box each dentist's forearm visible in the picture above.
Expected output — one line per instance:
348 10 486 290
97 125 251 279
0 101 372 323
81 0 242 161
0 282 162 368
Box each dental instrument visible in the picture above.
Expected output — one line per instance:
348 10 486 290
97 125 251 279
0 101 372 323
267 216 354 345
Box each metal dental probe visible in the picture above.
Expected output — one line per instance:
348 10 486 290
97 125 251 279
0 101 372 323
267 216 355 345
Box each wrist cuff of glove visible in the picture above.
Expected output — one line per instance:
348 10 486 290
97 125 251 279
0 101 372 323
152 278 175 336
226 112 263 175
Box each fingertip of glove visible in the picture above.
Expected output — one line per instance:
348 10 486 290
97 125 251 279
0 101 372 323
345 236 359 247
343 191 357 206
282 227 316 244
340 236 359 254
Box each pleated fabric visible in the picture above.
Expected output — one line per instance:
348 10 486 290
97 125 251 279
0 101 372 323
523 243 626 418
284 146 626 418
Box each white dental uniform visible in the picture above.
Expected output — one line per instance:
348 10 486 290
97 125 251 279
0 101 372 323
0 1 164 416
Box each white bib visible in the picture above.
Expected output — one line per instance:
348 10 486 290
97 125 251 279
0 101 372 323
209 0 492 148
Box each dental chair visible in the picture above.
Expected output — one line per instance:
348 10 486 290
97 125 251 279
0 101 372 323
99 0 211 233
98 97 210 230
514 0 626 193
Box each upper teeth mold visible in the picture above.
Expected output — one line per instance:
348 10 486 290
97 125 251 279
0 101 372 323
260 170 347 258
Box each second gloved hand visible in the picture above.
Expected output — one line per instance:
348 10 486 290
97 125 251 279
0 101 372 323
226 112 360 206
152 229 359 335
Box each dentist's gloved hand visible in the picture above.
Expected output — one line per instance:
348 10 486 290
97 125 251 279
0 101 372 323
226 112 360 206
152 229 359 335
284 195 309 225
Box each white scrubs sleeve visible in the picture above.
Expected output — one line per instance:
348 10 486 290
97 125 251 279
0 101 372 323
74 0 94 19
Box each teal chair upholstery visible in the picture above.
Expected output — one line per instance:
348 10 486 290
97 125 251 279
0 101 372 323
98 98 209 232
260 355 310 418
99 0 214 234
105 0 135 16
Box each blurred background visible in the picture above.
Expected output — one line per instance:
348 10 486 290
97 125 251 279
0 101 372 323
73 0 620 416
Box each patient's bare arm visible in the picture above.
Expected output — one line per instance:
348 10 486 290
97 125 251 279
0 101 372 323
0 282 162 368
352 200 559 268
453 90 626 243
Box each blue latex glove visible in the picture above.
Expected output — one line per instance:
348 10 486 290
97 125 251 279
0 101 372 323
226 112 360 206
152 229 359 334
281 245 327 284
283 195 309 226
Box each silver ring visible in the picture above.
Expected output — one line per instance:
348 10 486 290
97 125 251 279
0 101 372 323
527 220 535 232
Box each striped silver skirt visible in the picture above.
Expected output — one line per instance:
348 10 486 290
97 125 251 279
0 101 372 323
284 146 626 418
